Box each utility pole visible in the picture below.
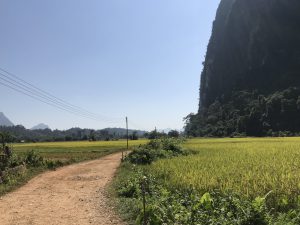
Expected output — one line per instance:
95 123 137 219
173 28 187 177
122 116 129 161
126 117 129 150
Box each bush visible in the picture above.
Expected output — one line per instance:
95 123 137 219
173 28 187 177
1 165 27 184
125 138 186 165
8 153 24 168
117 168 143 198
24 150 44 167
45 160 64 170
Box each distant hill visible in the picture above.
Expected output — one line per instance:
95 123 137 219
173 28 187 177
0 112 14 127
31 123 50 130
0 125 147 142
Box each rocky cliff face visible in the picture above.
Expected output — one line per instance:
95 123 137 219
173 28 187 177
200 0 300 108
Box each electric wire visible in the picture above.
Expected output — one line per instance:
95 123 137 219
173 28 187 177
0 80 106 121
0 73 108 121
0 68 123 124
0 67 123 122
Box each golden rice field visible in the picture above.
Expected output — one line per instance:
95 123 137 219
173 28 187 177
13 139 148 162
150 137 300 204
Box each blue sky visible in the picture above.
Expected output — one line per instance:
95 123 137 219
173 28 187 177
0 0 220 131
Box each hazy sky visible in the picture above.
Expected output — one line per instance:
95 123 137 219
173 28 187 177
0 0 220 131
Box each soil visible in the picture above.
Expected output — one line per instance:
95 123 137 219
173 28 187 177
0 152 125 225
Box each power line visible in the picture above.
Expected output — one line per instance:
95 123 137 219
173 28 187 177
0 73 119 123
0 68 123 124
0 67 122 122
0 68 123 123
0 80 117 122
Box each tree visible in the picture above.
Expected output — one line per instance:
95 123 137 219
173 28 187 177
0 132 13 157
168 130 180 138
130 131 139 140
0 132 13 150
89 130 96 141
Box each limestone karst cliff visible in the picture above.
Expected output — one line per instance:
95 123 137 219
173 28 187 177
185 0 300 136
200 0 300 108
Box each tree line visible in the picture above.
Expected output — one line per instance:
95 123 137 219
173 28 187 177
185 87 300 137
0 126 145 142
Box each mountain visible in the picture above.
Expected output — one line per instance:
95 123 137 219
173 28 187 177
0 112 14 127
200 0 300 108
31 123 50 130
185 0 300 137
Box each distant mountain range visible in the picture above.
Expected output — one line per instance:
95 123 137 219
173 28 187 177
31 123 50 130
0 112 14 127
0 113 50 130
0 112 147 142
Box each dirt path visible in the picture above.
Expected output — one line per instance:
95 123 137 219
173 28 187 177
0 152 125 225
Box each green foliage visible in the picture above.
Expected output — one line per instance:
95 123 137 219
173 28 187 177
0 131 14 149
24 150 44 167
185 87 300 137
115 138 300 224
168 130 180 138
117 172 300 225
117 167 144 198
125 138 186 165
147 130 167 140
130 131 139 140
45 160 64 170
0 126 146 142
7 153 24 168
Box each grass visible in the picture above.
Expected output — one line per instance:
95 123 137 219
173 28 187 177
150 137 300 207
0 167 45 196
109 162 141 225
13 139 147 161
0 139 147 196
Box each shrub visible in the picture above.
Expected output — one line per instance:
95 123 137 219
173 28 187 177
125 138 186 165
1 165 27 184
45 160 64 170
117 168 143 198
8 153 24 168
24 150 44 167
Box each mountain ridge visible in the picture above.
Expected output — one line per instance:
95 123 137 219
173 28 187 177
31 123 50 130
0 112 14 127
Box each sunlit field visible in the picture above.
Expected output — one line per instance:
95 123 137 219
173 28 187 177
150 137 300 205
13 139 148 162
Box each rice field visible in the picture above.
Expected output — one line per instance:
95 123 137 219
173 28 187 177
13 139 148 162
150 137 300 204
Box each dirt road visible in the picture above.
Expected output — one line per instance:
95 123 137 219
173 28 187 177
0 152 125 225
